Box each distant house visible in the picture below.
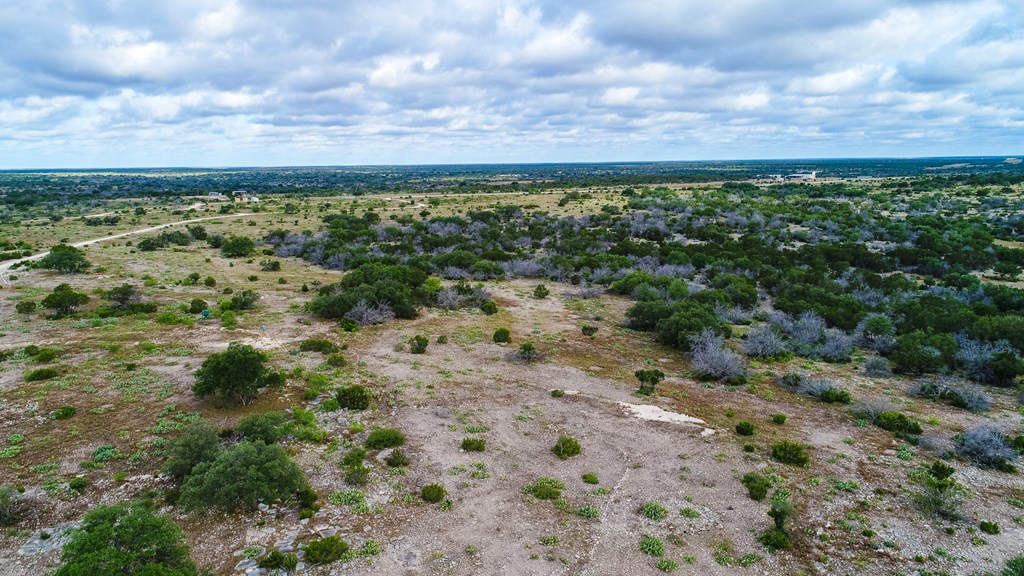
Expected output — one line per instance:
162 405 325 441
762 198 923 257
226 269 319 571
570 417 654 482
786 171 818 180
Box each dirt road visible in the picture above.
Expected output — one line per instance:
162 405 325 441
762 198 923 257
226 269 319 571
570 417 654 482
0 211 253 285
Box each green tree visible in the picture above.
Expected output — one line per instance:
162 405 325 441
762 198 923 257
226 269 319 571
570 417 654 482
54 503 198 576
38 244 91 273
178 441 310 511
192 343 271 404
220 236 256 258
104 283 142 310
634 369 665 396
41 283 89 317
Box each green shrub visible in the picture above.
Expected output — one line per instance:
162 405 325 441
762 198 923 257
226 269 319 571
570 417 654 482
178 441 311 511
770 413 787 425
344 465 370 486
875 411 923 437
325 353 347 367
493 328 511 343
582 472 599 485
640 535 665 556
68 477 88 494
237 411 290 444
0 486 21 526
336 385 371 410
299 338 339 353
533 284 550 298
304 535 349 565
578 505 600 519
25 368 58 382
741 472 771 501
365 428 406 450
980 520 1001 535
192 343 272 404
523 477 565 500
421 483 446 503
480 300 498 315
409 335 429 354
758 528 792 551
641 501 669 521
770 440 810 466
342 447 366 467
518 342 538 361
35 348 58 362
818 387 852 404
258 549 298 571
188 298 208 314
582 325 598 337
92 445 121 462
550 389 565 397
735 421 755 436
552 435 581 459
52 405 76 420
15 301 37 314
634 369 665 396
656 558 680 572
461 438 486 452
386 449 410 468
53 503 198 576
162 422 221 480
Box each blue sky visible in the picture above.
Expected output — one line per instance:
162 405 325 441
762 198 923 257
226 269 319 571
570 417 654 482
1 0 1022 168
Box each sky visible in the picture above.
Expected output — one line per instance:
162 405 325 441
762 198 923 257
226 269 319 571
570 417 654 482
1 0 1023 168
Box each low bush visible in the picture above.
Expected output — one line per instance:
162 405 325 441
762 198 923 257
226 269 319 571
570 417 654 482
162 422 221 480
237 411 290 444
493 328 511 343
461 438 486 452
258 549 298 571
735 421 755 436
741 472 771 501
15 301 36 314
325 353 347 367
639 535 665 557
336 385 371 410
911 378 991 412
863 356 892 377
25 368 58 382
518 342 538 361
409 335 429 354
304 535 349 565
552 435 581 459
770 413 787 425
582 472 599 484
365 428 405 450
874 411 923 438
341 447 366 467
421 483 446 503
641 501 669 521
299 338 339 353
523 477 565 500
758 529 791 551
178 440 311 511
770 440 810 466
386 449 410 468
980 520 1001 535
480 300 498 315
52 405 76 420
958 424 1017 470
582 325 598 337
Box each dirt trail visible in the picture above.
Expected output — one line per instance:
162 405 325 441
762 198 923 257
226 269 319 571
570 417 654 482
0 210 253 285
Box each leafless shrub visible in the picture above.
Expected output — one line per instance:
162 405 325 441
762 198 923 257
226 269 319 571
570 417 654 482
953 333 1014 383
435 288 466 310
909 377 992 412
743 325 789 358
957 424 1016 469
862 356 892 377
502 259 546 278
917 434 956 460
714 303 753 325
344 300 395 326
689 329 746 382
818 328 854 362
565 286 604 300
851 397 897 423
440 266 471 279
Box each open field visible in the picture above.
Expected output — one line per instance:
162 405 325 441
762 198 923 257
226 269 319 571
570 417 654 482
1 176 1023 576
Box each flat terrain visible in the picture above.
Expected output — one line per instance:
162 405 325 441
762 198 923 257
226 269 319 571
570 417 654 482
0 185 1022 576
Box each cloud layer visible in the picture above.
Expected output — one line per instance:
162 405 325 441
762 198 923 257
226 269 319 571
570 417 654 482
1 0 1022 167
